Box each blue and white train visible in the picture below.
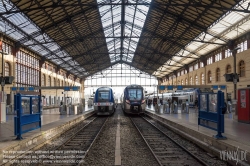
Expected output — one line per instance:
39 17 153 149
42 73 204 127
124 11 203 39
121 84 146 114
93 87 116 115
147 88 212 107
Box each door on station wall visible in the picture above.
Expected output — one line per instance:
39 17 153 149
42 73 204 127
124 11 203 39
227 93 232 101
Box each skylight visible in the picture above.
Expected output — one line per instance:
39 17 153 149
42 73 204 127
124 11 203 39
155 0 250 77
0 0 86 76
97 0 151 63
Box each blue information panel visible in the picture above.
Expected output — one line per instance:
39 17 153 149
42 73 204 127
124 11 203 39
167 86 173 90
64 87 70 91
28 87 35 91
220 85 226 90
14 94 41 140
159 86 165 90
212 85 218 90
19 87 25 91
198 91 226 139
177 85 183 90
11 87 17 91
72 86 79 91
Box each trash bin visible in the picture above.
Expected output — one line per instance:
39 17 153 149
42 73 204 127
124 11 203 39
227 101 232 113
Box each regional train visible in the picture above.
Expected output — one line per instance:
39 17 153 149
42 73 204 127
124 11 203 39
121 84 146 114
147 88 213 107
93 87 116 115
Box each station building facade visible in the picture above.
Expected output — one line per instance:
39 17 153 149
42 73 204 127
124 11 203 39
160 34 250 101
0 34 84 107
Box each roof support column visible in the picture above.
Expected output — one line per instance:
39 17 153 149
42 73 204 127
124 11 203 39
120 0 125 60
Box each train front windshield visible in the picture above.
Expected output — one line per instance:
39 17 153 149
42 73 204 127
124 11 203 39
128 88 142 100
97 91 109 102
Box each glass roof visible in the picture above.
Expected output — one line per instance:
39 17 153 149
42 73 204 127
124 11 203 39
97 0 151 63
0 0 86 77
156 0 250 77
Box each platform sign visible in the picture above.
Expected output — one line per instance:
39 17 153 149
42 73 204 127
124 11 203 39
177 85 183 90
11 87 17 91
220 85 226 90
72 86 79 91
159 86 165 90
28 87 35 91
64 87 70 91
212 85 218 90
167 86 173 90
19 87 25 91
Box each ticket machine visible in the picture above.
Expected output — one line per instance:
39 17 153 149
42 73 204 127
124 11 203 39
238 88 250 123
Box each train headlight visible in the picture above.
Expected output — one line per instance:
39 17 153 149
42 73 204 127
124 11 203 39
141 99 145 104
126 100 130 105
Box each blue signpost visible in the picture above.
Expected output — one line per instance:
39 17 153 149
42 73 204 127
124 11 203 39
198 90 226 139
14 93 41 140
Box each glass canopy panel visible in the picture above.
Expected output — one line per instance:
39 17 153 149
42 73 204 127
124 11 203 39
156 0 250 76
97 0 151 63
0 0 86 75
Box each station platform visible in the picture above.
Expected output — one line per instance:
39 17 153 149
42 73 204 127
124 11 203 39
146 106 250 165
0 106 95 165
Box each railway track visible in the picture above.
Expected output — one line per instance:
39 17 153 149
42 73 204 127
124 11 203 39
37 116 108 165
130 116 209 166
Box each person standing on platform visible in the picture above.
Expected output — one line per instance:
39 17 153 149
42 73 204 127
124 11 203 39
156 96 160 113
194 98 198 113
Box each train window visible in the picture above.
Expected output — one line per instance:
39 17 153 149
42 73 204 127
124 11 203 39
98 91 109 101
128 88 142 100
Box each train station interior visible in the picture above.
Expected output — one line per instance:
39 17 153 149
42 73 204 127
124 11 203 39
0 0 250 165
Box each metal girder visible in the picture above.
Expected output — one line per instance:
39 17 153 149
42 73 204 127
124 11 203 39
0 15 83 76
2 1 247 16
151 2 228 43
120 0 125 60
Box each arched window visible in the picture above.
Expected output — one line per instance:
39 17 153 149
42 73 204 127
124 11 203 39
216 68 220 82
41 74 46 86
239 60 245 77
200 73 204 85
190 77 193 85
208 71 212 83
181 80 183 85
48 76 51 86
226 65 231 73
185 78 188 85
5 62 10 76
61 80 64 86
195 75 198 85
54 78 56 86
57 79 60 86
